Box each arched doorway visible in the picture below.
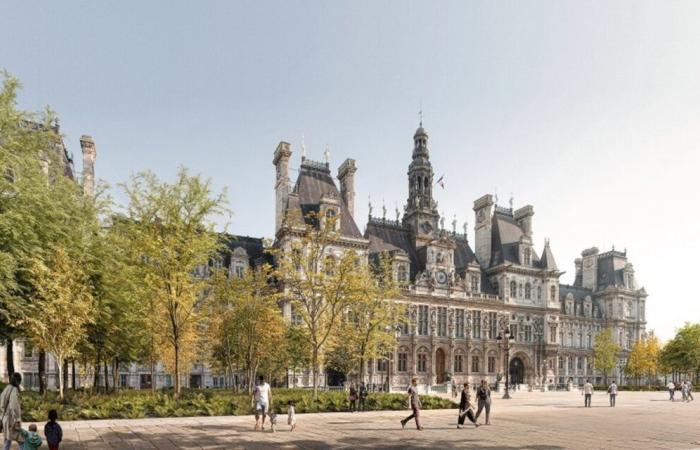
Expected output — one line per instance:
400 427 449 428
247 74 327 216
435 348 446 383
509 357 525 384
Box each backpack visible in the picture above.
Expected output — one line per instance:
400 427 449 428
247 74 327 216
478 387 487 401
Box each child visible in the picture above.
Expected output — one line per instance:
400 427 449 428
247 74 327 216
268 409 278 433
287 400 296 431
18 423 43 450
44 409 63 450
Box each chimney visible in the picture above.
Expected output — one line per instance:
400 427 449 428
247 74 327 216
80 135 96 197
514 205 534 238
337 158 356 220
574 258 583 286
473 194 494 269
273 141 292 233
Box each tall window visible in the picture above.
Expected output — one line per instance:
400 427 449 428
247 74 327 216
472 311 482 339
488 356 496 373
578 333 583 348
524 248 531 265
525 283 531 300
550 286 557 302
418 305 429 336
398 353 408 372
24 342 34 358
587 334 592 348
471 355 480 373
488 312 498 339
550 325 557 343
559 331 564 346
397 264 408 282
568 332 574 348
537 286 542 301
417 352 427 372
523 325 532 342
510 281 517 298
437 307 447 337
454 354 464 373
377 359 387 372
471 275 479 293
455 309 465 338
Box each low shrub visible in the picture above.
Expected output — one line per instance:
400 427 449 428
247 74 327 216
16 388 455 422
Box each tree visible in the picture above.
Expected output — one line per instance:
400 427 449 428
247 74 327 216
625 340 646 387
275 214 362 398
208 264 284 393
15 247 95 400
282 326 312 388
122 169 228 396
659 323 700 383
593 329 621 384
331 253 404 382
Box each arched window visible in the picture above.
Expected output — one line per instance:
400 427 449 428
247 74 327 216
550 286 556 302
454 349 465 373
525 283 531 300
510 281 517 298
417 348 428 373
397 264 408 282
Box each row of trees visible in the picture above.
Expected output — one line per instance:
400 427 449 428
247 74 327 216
0 73 403 400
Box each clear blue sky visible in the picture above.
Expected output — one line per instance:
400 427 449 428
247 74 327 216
2 1 699 341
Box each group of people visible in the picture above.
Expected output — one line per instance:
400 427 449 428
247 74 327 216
666 380 694 402
0 373 63 450
251 375 296 433
347 382 369 412
401 378 492 431
581 379 618 407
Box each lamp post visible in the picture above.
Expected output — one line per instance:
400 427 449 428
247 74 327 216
497 329 515 399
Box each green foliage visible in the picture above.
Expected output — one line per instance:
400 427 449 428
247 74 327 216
659 323 700 377
18 389 455 421
593 329 621 382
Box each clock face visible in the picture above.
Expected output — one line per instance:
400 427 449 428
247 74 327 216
421 221 433 234
436 270 448 285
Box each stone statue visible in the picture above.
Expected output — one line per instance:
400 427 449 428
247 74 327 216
462 221 468 236
395 206 400 222
452 215 457 234
382 202 387 220
368 196 373 218
430 308 437 335
448 308 455 334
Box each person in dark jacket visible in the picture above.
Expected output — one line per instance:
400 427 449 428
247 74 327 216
44 409 62 450
474 379 492 425
358 382 368 412
457 382 479 429
348 383 358 412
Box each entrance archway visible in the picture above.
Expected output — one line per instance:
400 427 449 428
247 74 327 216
509 357 525 384
435 348 446 383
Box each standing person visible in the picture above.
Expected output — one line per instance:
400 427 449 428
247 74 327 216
687 381 694 402
457 382 479 429
359 382 368 412
451 379 457 399
474 380 491 425
400 378 423 430
348 383 357 412
251 375 272 431
667 381 675 401
583 379 593 407
1 373 22 450
681 381 689 402
44 410 62 450
607 381 617 407
287 400 296 431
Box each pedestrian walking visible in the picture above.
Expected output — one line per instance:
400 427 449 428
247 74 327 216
474 380 491 425
287 400 296 431
251 375 272 431
607 381 617 407
457 382 479 429
44 410 62 450
359 382 368 412
583 378 593 407
451 379 457 399
400 378 423 430
681 381 689 402
687 381 694 402
667 381 675 401
0 373 22 450
348 383 358 412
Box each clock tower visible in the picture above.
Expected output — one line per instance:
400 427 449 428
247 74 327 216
403 123 440 241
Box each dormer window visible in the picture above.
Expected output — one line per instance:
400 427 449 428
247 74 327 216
471 275 479 293
397 264 408 283
523 248 531 265
510 281 517 298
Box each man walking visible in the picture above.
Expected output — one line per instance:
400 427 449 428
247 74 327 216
457 382 479 429
252 375 272 431
667 381 675 401
687 381 694 402
681 381 689 402
583 378 593 407
474 380 491 425
359 382 368 412
400 378 423 430
607 381 617 407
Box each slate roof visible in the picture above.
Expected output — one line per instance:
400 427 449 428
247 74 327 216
364 221 420 278
490 209 542 267
287 160 363 238
596 251 627 290
220 234 270 267
560 284 592 302
540 242 558 270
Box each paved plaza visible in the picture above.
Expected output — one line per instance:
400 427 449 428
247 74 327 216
25 391 700 450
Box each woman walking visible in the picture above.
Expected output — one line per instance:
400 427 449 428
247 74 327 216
1 373 22 450
457 382 479 429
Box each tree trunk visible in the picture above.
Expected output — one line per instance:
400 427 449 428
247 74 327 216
359 357 365 384
71 359 76 390
63 359 69 395
174 341 180 397
94 353 101 392
38 350 46 394
312 347 319 399
104 360 110 393
112 358 119 391
5 339 14 378
57 356 65 401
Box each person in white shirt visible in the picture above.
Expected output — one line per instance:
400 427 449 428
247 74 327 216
667 381 675 401
583 379 593 407
607 382 618 407
251 375 272 431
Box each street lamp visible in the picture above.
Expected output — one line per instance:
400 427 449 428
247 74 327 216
497 329 515 399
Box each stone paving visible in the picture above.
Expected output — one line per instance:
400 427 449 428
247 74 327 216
17 391 700 450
